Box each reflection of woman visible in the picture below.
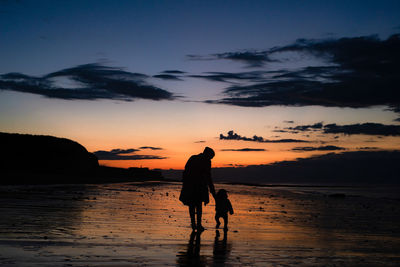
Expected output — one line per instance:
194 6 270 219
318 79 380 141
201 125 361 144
176 231 205 266
179 147 216 231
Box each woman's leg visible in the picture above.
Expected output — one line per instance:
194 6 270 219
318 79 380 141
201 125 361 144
189 205 196 230
196 203 204 231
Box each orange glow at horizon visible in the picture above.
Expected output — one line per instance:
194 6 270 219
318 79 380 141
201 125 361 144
1 93 399 171
92 125 400 170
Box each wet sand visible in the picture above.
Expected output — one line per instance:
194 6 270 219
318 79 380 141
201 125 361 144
0 182 399 266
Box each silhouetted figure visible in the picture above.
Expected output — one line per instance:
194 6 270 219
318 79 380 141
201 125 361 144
214 189 234 231
213 230 231 266
179 147 216 231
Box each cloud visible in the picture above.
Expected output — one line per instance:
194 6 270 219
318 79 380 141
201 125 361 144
291 145 346 152
288 122 324 132
203 34 400 111
187 71 287 83
139 146 163 150
284 120 294 123
283 122 400 136
213 51 275 67
153 74 182 81
161 70 186 74
194 140 206 143
221 148 267 152
225 164 245 167
272 130 291 133
93 148 166 160
109 148 140 154
323 123 400 136
220 130 309 143
390 106 400 113
358 147 379 150
189 71 273 83
0 63 175 101
187 51 275 67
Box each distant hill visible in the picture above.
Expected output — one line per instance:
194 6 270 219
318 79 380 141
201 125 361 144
162 151 400 185
0 132 162 184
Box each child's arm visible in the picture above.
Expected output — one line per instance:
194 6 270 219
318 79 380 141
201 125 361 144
228 199 234 215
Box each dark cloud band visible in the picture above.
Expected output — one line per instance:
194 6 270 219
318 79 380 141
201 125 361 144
291 145 346 152
220 130 309 143
285 122 400 136
153 74 182 81
139 146 163 150
161 70 186 74
221 148 267 152
323 123 400 136
0 63 175 101
201 34 400 111
94 148 166 160
188 51 274 67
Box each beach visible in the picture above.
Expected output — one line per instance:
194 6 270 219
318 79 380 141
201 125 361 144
0 181 399 266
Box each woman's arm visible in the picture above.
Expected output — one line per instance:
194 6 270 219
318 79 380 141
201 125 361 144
205 159 216 198
209 178 216 198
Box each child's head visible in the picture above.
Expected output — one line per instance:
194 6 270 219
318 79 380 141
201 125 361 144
216 189 228 199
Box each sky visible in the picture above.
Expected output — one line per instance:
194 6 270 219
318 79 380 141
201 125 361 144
1 0 400 170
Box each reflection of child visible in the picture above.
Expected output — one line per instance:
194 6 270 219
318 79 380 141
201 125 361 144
214 189 234 231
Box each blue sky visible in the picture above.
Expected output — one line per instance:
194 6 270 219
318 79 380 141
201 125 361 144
2 0 399 75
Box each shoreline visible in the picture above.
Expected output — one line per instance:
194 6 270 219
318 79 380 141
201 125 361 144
2 180 399 201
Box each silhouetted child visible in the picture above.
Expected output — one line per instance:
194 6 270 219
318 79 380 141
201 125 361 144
215 189 234 231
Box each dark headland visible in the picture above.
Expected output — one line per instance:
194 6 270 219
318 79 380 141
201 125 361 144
0 132 162 185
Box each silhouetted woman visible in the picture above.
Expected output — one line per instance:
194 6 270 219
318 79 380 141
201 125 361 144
179 147 216 231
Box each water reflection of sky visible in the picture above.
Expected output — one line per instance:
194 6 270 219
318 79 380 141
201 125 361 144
0 182 399 266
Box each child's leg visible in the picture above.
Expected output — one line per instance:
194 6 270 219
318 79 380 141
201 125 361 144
223 214 228 231
215 214 221 228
